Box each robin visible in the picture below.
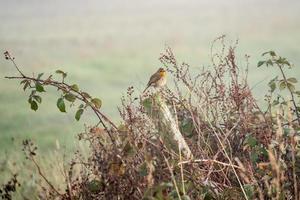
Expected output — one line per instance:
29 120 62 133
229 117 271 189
143 68 167 93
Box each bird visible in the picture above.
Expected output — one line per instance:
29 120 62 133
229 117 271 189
143 67 167 93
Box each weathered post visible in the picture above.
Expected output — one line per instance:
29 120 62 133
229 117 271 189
143 94 193 159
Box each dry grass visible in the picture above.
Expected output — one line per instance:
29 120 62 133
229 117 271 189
2 37 300 199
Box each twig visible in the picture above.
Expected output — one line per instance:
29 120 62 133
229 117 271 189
4 51 25 77
162 152 182 200
277 64 300 125
4 51 118 143
4 75 117 145
30 156 62 196
199 105 249 200
288 106 298 200
178 159 242 169
178 145 186 196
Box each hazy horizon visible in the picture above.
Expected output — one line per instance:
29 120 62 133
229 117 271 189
1 0 299 153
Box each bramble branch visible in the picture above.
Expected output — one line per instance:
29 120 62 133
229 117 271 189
4 51 117 144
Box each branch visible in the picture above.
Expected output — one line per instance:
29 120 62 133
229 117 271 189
4 51 118 145
30 155 62 196
178 159 242 169
277 64 300 125
5 75 117 144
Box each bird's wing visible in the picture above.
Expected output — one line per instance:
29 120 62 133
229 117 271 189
143 74 159 93
147 73 160 87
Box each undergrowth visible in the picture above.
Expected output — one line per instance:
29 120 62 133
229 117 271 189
1 36 300 199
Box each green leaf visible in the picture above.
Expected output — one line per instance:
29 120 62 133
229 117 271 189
279 81 286 90
142 98 152 113
287 82 295 92
265 59 273 66
70 84 79 92
75 109 84 121
181 120 194 137
268 81 276 93
276 57 291 66
262 51 276 57
23 81 30 91
86 180 103 194
123 142 135 157
35 82 45 92
81 92 91 99
281 101 287 106
91 98 102 109
287 77 297 83
57 98 66 112
30 90 37 95
250 151 259 163
245 135 257 148
257 61 265 67
37 73 44 80
20 80 27 85
30 100 38 111
55 70 64 74
64 93 76 102
139 162 148 177
55 70 67 78
260 147 268 157
269 51 276 56
33 95 42 103
244 184 254 199
272 100 279 106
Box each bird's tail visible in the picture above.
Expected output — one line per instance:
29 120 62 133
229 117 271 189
143 85 150 94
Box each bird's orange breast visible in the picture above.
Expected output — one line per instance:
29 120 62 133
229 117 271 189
159 71 166 77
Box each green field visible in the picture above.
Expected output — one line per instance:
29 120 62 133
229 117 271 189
0 0 300 193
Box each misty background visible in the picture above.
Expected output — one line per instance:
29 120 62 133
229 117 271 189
1 0 299 157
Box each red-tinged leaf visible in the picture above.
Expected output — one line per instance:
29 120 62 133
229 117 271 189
91 98 102 109
70 84 79 92
55 70 67 78
82 92 91 99
64 93 76 102
287 77 297 83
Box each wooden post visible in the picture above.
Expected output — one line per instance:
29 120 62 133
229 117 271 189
143 94 193 159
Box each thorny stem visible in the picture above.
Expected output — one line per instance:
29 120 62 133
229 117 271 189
4 52 117 145
4 75 117 145
277 64 300 125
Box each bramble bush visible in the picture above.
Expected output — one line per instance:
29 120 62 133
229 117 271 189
2 36 300 199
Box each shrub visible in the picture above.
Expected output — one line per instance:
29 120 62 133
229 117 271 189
3 36 300 199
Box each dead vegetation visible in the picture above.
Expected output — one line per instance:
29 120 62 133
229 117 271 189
2 36 300 199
